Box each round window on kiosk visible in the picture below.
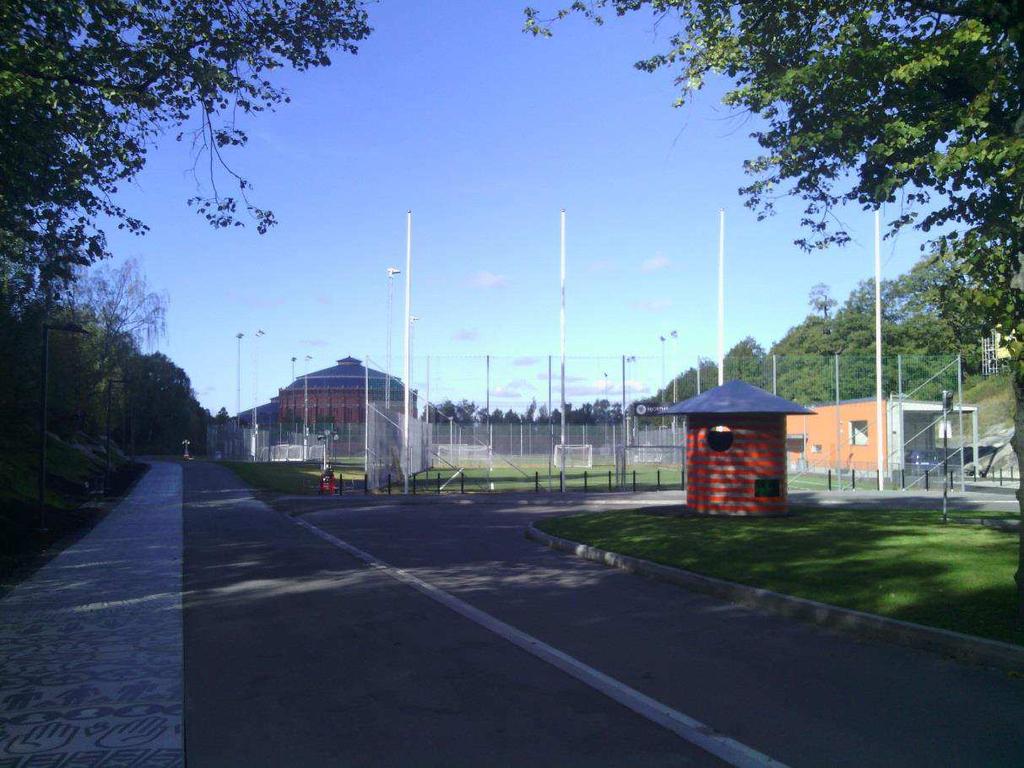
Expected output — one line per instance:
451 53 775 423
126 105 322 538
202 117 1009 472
706 425 733 452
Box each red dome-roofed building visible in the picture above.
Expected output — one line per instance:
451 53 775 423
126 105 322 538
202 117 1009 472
665 380 815 515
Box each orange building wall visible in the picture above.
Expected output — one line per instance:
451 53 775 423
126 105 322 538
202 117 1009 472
687 414 788 515
786 400 889 472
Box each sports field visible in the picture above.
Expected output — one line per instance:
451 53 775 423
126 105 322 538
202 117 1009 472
221 458 366 495
220 458 849 495
415 462 682 493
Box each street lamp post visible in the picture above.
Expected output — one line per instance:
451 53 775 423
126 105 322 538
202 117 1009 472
104 378 126 494
39 322 90 531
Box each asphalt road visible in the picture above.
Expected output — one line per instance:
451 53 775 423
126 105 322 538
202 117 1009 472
184 462 1024 767
183 462 720 767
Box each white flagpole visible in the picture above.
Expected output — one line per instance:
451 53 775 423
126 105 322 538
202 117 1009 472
717 208 725 386
403 210 412 493
560 209 567 451
874 210 885 489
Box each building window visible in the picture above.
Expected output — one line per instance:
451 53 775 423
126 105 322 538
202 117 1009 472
849 420 869 446
754 478 782 497
706 425 733 452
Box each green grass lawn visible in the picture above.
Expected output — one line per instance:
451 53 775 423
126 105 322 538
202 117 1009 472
220 459 367 495
537 508 1023 646
219 459 690 495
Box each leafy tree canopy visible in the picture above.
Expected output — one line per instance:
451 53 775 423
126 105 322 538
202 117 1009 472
1 0 372 299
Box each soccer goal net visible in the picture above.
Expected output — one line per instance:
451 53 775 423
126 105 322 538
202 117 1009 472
261 444 324 462
553 444 593 469
434 443 492 468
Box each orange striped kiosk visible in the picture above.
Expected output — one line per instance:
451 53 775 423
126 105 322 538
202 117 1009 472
664 380 814 516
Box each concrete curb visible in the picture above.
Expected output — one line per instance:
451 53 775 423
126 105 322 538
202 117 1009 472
965 483 1020 497
273 491 684 508
525 523 1024 675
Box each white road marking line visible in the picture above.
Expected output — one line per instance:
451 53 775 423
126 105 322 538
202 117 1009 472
292 516 787 768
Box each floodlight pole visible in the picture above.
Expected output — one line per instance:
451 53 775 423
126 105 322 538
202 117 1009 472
670 329 678 404
659 335 666 401
835 352 842 490
403 211 412 493
621 355 627 486
942 390 951 523
874 210 885 489
235 332 244 422
717 208 725 386
560 209 567 450
304 355 311 460
251 329 264 461
386 267 401 410
548 355 553 490
363 353 369 473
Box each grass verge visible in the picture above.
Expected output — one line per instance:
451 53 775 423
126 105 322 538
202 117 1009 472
537 508 1023 646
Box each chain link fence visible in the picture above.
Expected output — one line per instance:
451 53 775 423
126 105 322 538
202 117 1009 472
208 351 974 495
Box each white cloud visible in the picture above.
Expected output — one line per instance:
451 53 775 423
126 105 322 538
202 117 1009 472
452 329 479 342
641 254 671 273
513 356 538 367
492 385 521 398
630 298 673 313
300 338 328 348
470 271 509 289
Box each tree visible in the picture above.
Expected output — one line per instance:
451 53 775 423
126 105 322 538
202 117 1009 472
808 284 837 321
1 0 372 299
528 0 1024 620
127 352 209 454
214 407 230 425
75 258 167 371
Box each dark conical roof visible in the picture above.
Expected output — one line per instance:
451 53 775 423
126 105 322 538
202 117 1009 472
664 380 814 416
282 356 395 391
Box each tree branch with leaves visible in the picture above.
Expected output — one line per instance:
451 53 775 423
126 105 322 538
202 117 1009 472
526 0 1024 620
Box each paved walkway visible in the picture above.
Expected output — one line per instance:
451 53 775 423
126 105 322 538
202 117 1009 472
0 462 183 767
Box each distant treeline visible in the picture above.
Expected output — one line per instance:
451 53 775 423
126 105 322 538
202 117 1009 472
1 260 210 456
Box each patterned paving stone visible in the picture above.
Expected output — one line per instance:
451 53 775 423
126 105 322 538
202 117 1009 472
0 463 183 768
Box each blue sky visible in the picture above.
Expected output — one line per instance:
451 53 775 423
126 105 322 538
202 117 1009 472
100 1 931 414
